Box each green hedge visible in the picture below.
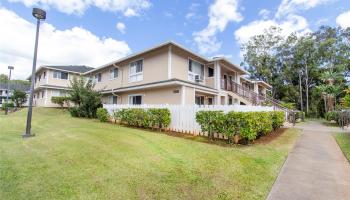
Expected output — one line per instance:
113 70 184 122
97 108 109 122
196 111 285 143
114 108 171 131
1 102 14 110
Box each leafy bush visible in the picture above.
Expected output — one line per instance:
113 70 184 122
325 111 339 122
97 108 109 122
196 111 225 140
68 76 102 118
1 102 14 110
196 111 285 144
51 96 69 109
148 108 171 130
116 108 171 131
10 89 27 108
271 111 285 130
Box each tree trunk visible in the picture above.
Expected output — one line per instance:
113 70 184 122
299 71 303 112
305 64 309 115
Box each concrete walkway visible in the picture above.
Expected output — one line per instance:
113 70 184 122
267 121 350 200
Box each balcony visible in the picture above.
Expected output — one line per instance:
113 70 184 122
220 79 284 110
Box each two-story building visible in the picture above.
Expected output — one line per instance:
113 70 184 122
30 41 272 107
85 41 271 106
31 65 93 107
0 82 30 106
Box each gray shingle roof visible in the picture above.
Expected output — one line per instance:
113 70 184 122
44 65 94 73
0 82 30 91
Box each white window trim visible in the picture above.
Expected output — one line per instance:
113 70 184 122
95 73 102 83
109 67 119 80
188 57 205 83
128 59 144 83
52 71 69 80
128 94 144 105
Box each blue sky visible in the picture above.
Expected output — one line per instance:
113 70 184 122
0 0 350 79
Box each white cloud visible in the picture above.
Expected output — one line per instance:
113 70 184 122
234 14 309 44
336 10 350 28
258 9 270 19
0 7 131 79
186 3 200 20
116 22 126 34
7 0 151 17
193 0 243 54
276 0 334 18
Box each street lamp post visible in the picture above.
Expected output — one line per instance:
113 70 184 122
23 8 46 138
5 66 14 115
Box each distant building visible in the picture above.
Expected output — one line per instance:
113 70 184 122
0 82 30 106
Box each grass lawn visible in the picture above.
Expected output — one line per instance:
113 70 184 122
334 132 350 162
0 108 299 200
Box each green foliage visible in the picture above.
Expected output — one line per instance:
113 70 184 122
196 111 285 144
148 108 171 130
51 96 69 109
10 89 27 108
271 111 285 130
1 102 14 110
280 102 295 110
96 108 109 122
241 26 350 117
115 108 171 131
325 111 339 122
195 111 225 140
68 76 102 118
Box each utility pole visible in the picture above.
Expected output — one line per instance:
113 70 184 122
5 66 14 115
299 69 303 112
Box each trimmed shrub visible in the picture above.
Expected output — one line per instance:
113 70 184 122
51 96 69 109
1 102 14 110
97 108 109 122
116 108 171 131
196 110 285 144
148 108 171 130
196 111 225 140
271 111 285 130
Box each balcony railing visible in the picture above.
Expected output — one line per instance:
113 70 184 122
220 79 285 110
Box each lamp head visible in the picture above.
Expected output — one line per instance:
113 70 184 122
8 66 14 70
32 8 46 20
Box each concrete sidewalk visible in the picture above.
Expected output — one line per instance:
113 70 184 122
267 121 350 200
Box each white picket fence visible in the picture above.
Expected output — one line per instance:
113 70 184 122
103 104 275 135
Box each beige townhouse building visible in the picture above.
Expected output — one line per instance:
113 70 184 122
30 41 272 107
31 65 93 107
85 41 272 106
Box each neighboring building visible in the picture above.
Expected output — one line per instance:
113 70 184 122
30 65 93 107
85 41 272 105
0 82 30 106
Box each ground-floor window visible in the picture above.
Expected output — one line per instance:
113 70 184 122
228 96 233 105
109 95 118 104
195 96 204 105
208 97 213 105
129 95 142 105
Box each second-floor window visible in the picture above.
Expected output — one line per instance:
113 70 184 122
110 68 118 80
188 59 204 82
129 60 143 82
208 67 214 77
53 71 68 80
95 73 102 82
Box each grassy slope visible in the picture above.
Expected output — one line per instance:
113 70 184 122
334 133 350 162
0 108 299 200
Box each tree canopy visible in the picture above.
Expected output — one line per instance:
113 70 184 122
241 26 350 117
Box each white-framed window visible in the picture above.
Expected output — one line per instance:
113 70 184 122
108 95 118 104
109 68 118 80
95 73 102 83
41 90 45 98
129 60 143 82
53 71 68 80
188 59 204 82
195 96 204 105
52 90 66 97
129 95 142 105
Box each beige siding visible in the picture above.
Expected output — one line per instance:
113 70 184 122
92 47 169 91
